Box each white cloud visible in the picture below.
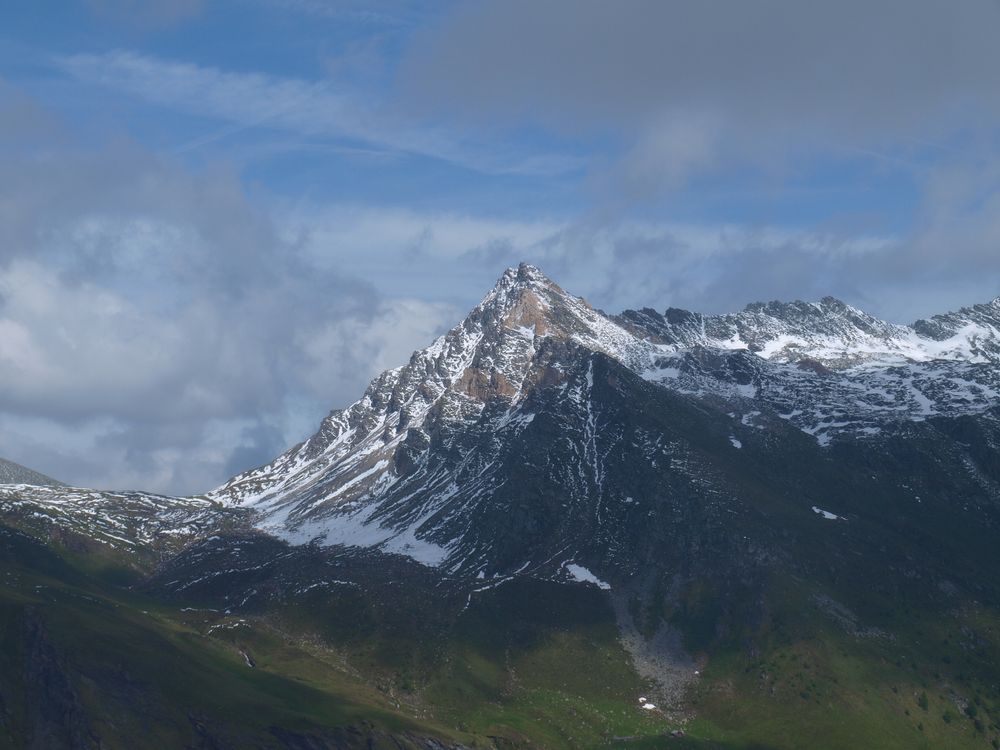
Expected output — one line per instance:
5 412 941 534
284 203 562 300
279 198 1000 324
0 91 463 494
296 297 456 396
280 201 912 317
0 260 192 420
0 256 454 494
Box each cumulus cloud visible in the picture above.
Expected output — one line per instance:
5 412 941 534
0 88 455 493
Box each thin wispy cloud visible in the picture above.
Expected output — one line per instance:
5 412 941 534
57 50 582 177
254 0 420 26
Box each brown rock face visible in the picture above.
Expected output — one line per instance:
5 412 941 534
456 368 519 401
502 289 551 336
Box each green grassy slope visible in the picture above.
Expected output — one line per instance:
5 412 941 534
0 526 467 749
0 524 688 748
681 573 1000 750
3 517 1000 749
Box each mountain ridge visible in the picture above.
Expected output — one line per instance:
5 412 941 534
201 265 999 569
6 265 997 575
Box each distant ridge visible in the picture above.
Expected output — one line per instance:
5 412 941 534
0 457 64 487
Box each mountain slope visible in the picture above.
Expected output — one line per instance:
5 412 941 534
0 525 483 750
0 483 237 566
0 458 63 487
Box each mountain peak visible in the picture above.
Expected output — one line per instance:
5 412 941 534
474 263 647 367
476 263 585 338
500 262 551 286
210 263 648 510
488 263 562 310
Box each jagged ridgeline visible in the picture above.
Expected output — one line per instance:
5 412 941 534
2 264 1000 750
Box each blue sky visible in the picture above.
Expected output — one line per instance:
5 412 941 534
2 0 1000 493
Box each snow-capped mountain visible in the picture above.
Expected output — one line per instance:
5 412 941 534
204 264 1000 574
632 294 1000 444
208 264 655 566
620 295 1000 368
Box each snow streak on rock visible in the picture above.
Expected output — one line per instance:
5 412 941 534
0 484 226 551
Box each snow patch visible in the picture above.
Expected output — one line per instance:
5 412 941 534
564 562 611 590
812 506 845 521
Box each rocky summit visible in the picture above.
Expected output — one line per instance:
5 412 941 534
2 265 1000 749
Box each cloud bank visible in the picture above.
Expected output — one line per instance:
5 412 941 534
0 88 454 493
